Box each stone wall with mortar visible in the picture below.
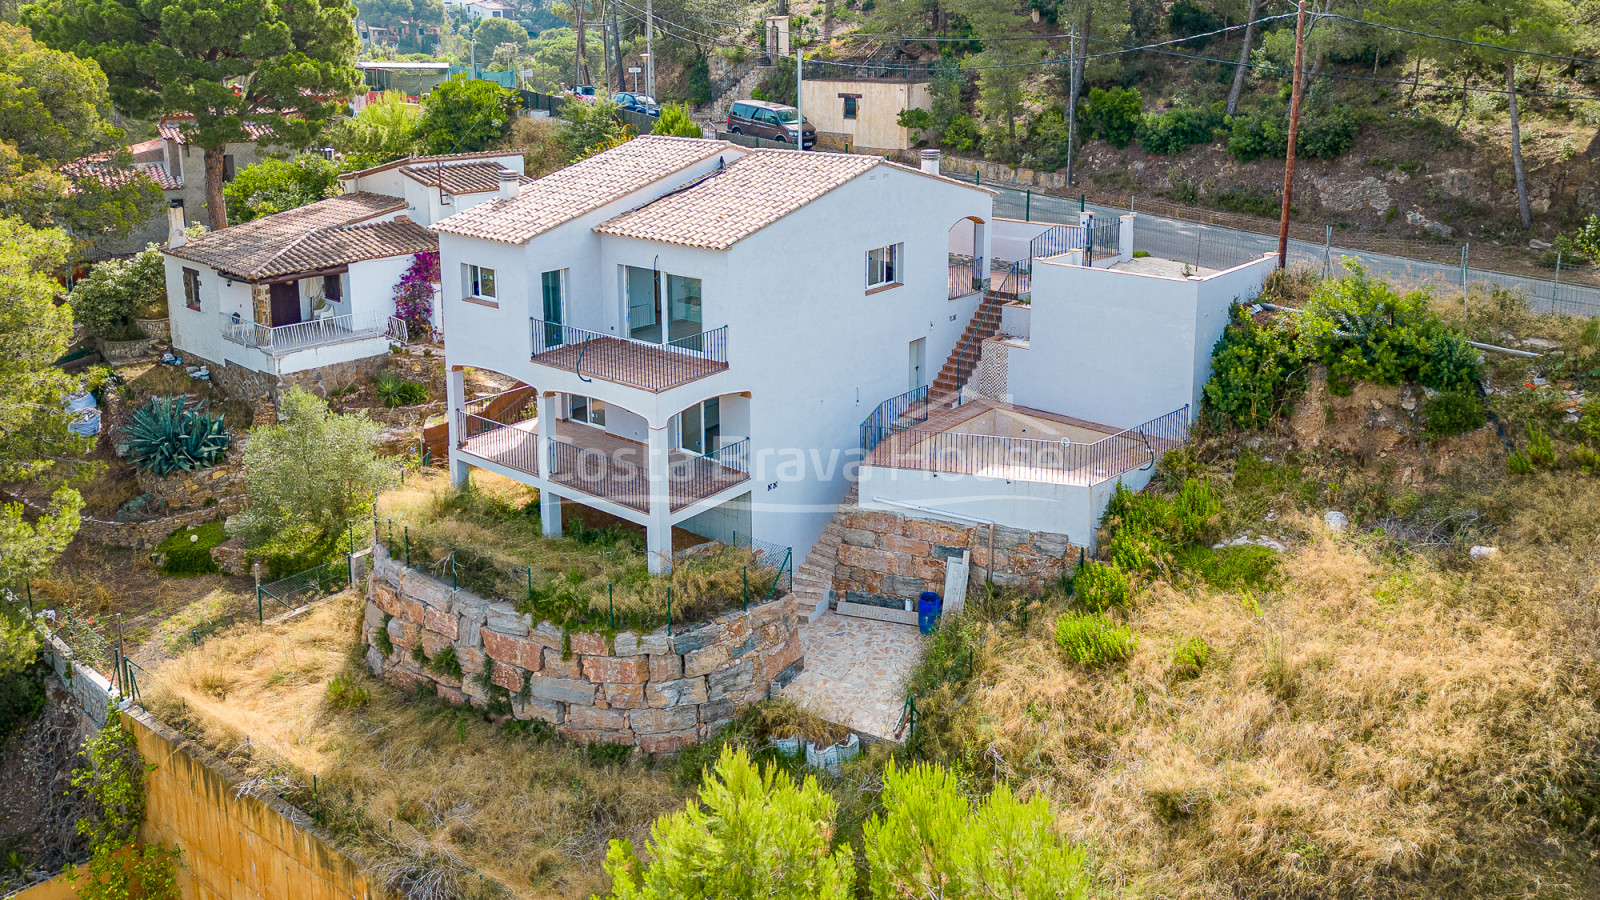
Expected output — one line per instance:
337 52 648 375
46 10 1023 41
831 506 1081 608
363 543 805 752
2 488 242 551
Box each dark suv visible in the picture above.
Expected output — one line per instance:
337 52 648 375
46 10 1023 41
726 99 816 148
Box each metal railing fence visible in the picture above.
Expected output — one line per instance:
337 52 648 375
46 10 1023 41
862 384 933 454
669 438 751 509
221 313 387 355
867 405 1190 484
529 319 730 391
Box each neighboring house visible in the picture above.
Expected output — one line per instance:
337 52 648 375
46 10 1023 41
356 61 451 103
357 18 443 48
433 135 995 574
160 194 435 400
67 118 268 257
443 0 513 18
799 78 932 153
155 151 528 400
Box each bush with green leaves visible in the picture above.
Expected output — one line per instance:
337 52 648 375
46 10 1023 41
1174 544 1281 591
1073 558 1131 611
67 713 180 900
1423 390 1487 438
1229 105 1357 162
373 371 429 408
603 746 853 900
69 248 167 340
124 396 231 476
154 520 226 576
0 609 46 743
1202 304 1308 430
222 155 341 224
1055 612 1137 668
416 76 519 154
865 760 1090 900
1086 86 1142 148
1137 105 1223 154
1169 635 1211 681
652 103 702 137
561 99 633 162
1298 264 1480 393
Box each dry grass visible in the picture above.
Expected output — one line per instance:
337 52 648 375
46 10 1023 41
144 593 692 899
919 469 1600 898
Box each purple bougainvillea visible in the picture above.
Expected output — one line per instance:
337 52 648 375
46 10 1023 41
393 250 440 339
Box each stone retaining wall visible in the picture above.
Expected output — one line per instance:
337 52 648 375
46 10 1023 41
831 506 1081 607
364 543 805 752
134 440 246 512
135 317 171 340
2 488 244 552
97 335 162 364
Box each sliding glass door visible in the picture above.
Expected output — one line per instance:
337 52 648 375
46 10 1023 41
625 265 660 343
624 265 703 347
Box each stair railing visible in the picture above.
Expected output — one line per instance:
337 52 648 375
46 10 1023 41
943 264 1016 399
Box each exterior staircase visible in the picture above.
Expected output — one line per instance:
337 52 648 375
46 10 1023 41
931 292 1006 396
793 486 855 619
707 63 771 124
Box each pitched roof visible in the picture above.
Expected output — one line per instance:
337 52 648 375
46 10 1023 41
431 135 735 245
338 150 523 182
593 149 880 250
61 153 181 192
158 120 274 144
165 192 428 280
400 160 533 194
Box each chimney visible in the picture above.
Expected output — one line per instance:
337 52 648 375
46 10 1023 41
498 168 520 200
166 200 186 248
919 148 941 177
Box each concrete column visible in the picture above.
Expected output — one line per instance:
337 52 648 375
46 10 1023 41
645 421 673 574
1119 214 1136 264
446 367 468 487
536 391 562 537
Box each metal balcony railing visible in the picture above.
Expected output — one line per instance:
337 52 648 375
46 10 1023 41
529 319 729 392
221 313 386 355
668 438 750 509
543 434 750 513
457 411 540 476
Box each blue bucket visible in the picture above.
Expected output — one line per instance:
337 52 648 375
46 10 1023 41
917 591 942 635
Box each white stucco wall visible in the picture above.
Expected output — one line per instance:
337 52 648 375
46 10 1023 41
990 218 1052 263
1006 254 1274 429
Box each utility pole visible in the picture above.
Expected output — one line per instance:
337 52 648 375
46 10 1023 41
1277 0 1307 269
575 0 588 87
1064 26 1078 187
795 49 804 149
645 0 654 97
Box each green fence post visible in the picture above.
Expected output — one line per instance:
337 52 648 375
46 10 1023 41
449 548 457 590
404 527 410 567
25 582 32 613
1025 189 1032 221
527 566 533 605
743 567 749 612
256 585 263 624
667 586 672 636
608 583 614 632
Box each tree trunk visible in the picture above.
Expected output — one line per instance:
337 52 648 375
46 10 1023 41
1506 57 1532 229
1451 71 1468 138
1405 55 1422 103
203 146 228 230
609 0 624 91
1226 0 1262 116
1065 8 1090 185
575 0 589 86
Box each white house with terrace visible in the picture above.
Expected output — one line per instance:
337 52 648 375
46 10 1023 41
433 135 998 574
159 152 525 399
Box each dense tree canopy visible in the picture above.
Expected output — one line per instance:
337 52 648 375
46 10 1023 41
222 155 342 223
24 0 364 229
415 76 519 153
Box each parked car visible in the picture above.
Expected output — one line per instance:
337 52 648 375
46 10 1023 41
568 84 598 102
612 91 660 116
726 99 816 149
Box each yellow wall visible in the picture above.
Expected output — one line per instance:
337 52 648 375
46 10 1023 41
8 867 85 900
801 79 932 151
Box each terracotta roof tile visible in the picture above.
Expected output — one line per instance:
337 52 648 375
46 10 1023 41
158 120 273 144
338 150 523 181
593 149 879 250
165 192 427 280
400 160 533 194
62 153 181 191
431 135 735 245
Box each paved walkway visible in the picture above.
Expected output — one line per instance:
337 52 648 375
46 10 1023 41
781 612 924 741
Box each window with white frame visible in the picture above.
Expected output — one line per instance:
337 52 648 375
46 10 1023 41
866 243 901 289
464 263 497 300
182 268 201 311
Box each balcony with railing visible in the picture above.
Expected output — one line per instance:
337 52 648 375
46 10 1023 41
529 319 729 393
221 313 389 356
861 391 1189 487
457 405 750 514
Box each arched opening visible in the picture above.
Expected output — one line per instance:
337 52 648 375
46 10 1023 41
947 215 986 299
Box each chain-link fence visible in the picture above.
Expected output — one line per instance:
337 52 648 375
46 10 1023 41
992 187 1600 318
257 557 357 617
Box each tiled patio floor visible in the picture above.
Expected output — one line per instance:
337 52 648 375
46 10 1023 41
532 338 727 392
780 612 924 741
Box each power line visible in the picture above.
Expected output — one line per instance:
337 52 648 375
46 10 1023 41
1326 14 1600 68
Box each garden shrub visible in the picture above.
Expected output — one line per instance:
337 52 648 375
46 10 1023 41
154 520 227 576
1423 390 1487 438
1569 444 1600 473
685 54 713 106
325 673 370 709
1298 106 1359 160
374 371 428 408
1298 264 1480 392
69 248 168 340
0 611 47 743
1173 544 1281 590
1229 106 1357 162
392 251 439 339
1086 86 1142 148
1073 559 1131 611
125 396 232 476
1173 478 1222 543
1055 612 1137 669
1169 636 1211 681
427 646 462 679
1202 304 1307 430
1137 106 1223 154
1527 424 1558 469
1226 112 1287 162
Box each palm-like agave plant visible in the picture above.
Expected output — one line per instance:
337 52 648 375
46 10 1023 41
125 396 231 476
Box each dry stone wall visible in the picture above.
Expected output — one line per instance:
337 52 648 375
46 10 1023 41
831 507 1081 608
134 441 245 512
364 543 805 752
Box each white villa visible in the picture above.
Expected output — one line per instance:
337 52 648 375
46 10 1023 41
159 151 526 398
